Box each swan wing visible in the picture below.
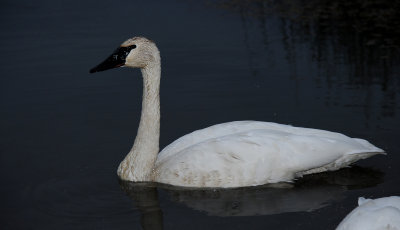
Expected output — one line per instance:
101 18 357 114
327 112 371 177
158 121 374 161
155 121 384 187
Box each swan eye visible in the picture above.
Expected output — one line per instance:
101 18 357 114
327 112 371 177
111 45 137 61
122 45 136 57
89 44 138 73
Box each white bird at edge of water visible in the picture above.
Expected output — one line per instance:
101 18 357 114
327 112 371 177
90 36 385 188
336 196 400 230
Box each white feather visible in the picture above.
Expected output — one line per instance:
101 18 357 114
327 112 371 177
337 196 400 230
155 121 383 187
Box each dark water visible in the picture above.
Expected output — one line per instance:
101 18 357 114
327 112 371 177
1 0 399 229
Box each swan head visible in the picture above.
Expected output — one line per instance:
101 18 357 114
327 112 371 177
90 37 159 73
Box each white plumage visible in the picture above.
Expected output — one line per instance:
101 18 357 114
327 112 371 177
90 36 385 188
337 196 400 230
155 121 383 187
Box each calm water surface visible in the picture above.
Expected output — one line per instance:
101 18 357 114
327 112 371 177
1 0 399 229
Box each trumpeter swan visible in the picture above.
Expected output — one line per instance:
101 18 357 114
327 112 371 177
90 37 385 188
336 196 400 230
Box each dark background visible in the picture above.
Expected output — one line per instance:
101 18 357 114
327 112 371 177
1 0 399 229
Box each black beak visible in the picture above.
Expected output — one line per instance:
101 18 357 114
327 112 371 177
90 46 134 73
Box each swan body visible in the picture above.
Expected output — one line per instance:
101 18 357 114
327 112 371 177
90 36 385 188
154 121 382 187
336 196 400 230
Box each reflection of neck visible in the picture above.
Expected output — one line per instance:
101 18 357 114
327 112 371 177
137 186 163 230
117 58 161 181
120 182 163 230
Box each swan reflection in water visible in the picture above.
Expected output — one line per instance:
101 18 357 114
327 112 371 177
119 166 383 229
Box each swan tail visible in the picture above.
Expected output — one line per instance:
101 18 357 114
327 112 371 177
297 149 384 177
350 138 386 155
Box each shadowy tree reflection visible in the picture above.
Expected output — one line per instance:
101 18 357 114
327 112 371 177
207 0 400 118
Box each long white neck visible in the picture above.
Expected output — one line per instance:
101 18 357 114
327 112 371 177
118 58 161 181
